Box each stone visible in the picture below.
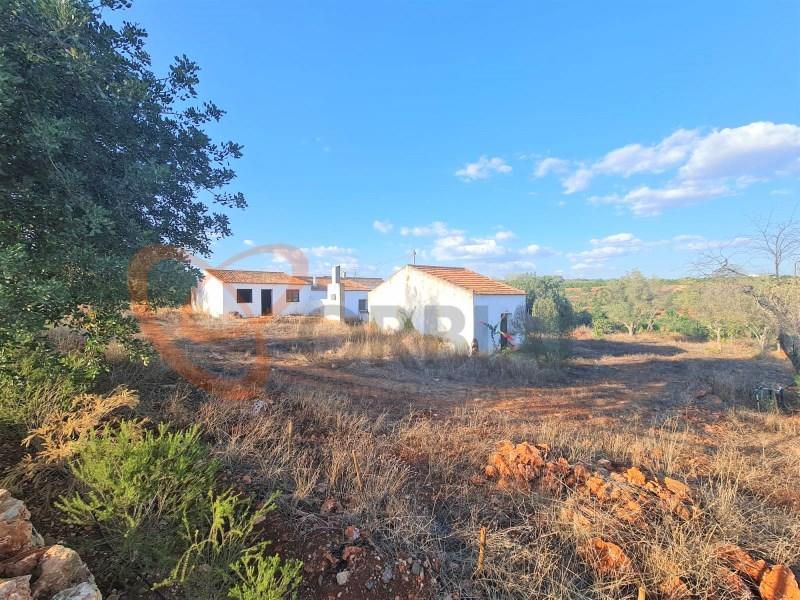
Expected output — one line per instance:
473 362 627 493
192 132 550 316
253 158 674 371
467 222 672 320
342 546 362 562
344 525 360 541
336 570 350 586
381 564 394 583
411 561 422 576
365 579 376 591
51 582 102 600
0 497 30 525
625 467 647 487
577 537 631 577
663 477 691 499
714 568 755 600
0 576 32 600
715 544 769 583
0 521 35 560
0 548 48 578
759 565 800 600
321 497 342 514
30 545 93 599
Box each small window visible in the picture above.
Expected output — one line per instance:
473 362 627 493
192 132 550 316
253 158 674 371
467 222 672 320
286 289 300 303
358 298 368 312
236 288 252 303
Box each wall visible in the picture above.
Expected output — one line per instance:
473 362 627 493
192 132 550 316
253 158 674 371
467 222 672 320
368 266 475 349
220 282 313 317
473 294 527 352
192 276 225 317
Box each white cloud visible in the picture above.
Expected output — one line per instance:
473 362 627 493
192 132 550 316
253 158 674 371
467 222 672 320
672 234 751 251
400 221 457 237
534 157 570 178
373 219 393 234
679 122 800 181
494 230 515 241
243 239 255 246
535 121 800 214
455 156 512 181
594 129 700 177
590 232 640 246
590 182 729 216
562 167 594 194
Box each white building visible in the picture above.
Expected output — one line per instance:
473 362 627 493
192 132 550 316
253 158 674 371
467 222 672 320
368 265 526 352
191 268 383 320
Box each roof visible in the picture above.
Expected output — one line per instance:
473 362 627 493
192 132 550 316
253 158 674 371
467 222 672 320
409 265 525 295
204 269 308 286
301 276 383 291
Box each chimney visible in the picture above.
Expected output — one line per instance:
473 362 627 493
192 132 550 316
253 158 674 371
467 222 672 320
332 265 341 284
312 275 317 286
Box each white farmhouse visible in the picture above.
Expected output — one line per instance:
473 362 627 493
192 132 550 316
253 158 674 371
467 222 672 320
191 267 384 320
368 265 526 352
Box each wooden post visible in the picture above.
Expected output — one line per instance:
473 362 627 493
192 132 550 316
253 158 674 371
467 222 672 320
351 449 364 492
637 586 646 600
474 526 487 578
286 419 293 453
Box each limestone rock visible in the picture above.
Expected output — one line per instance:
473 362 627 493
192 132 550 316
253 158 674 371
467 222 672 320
759 565 800 600
30 546 93 600
577 537 632 577
50 582 102 600
0 575 32 600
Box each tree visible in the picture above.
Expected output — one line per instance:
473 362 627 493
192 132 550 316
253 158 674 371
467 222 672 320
681 277 743 349
505 274 575 335
601 270 654 336
752 212 800 278
0 0 244 380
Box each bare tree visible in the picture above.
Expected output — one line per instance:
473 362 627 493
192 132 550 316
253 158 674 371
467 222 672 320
752 211 800 278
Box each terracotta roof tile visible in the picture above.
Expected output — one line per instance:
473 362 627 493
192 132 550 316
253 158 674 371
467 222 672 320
410 265 525 295
205 269 308 286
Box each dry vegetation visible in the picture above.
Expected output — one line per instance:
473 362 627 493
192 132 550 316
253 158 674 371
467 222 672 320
5 312 799 599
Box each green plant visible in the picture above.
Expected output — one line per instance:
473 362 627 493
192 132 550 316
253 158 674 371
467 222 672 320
398 308 416 332
591 313 616 338
656 310 709 341
159 490 285 599
228 547 303 600
57 421 218 580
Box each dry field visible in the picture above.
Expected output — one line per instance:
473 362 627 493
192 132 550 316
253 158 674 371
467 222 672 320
70 313 800 597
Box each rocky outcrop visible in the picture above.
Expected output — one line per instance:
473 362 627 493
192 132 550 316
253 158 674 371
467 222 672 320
0 490 100 600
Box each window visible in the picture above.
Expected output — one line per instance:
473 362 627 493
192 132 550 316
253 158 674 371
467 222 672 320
358 298 368 312
286 289 300 303
236 288 252 303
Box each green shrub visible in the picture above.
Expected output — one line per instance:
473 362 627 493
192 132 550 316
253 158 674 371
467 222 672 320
228 547 303 600
656 310 709 341
58 421 219 580
160 490 289 600
591 314 616 338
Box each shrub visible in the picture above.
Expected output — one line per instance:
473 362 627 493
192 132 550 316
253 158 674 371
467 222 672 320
591 313 616 338
657 310 709 341
160 490 300 600
228 547 303 600
58 421 219 581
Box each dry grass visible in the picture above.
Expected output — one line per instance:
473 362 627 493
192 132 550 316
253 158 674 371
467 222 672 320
73 313 800 598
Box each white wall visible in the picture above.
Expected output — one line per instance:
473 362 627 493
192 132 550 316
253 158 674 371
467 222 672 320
220 282 313 317
473 294 527 352
368 266 475 349
193 276 225 317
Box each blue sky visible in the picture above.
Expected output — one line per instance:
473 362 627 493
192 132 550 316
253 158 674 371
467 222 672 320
109 1 800 279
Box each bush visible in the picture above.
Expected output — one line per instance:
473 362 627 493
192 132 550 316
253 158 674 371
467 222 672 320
161 490 301 600
228 547 304 600
58 421 219 581
656 310 709 341
591 314 617 338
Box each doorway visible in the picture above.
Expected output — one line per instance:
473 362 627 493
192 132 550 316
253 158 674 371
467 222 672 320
499 313 509 349
260 289 272 316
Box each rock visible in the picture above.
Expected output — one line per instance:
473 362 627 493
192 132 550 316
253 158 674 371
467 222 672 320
715 544 769 583
663 477 690 499
759 565 800 600
0 496 30 524
365 579 376 591
336 570 350 586
625 467 647 487
714 568 755 599
577 537 632 577
344 525 360 541
0 576 32 600
342 546 362 562
0 548 48 578
50 582 102 600
381 564 394 583
30 545 93 599
0 521 35 560
411 561 422 576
